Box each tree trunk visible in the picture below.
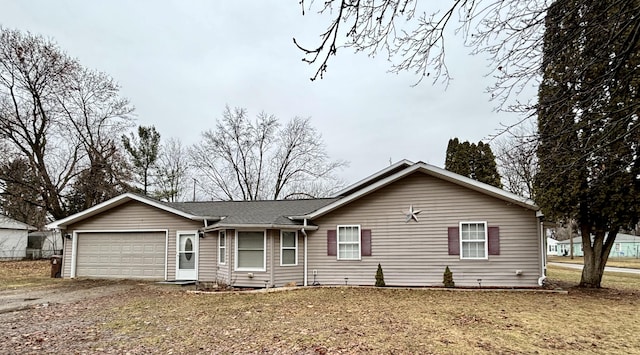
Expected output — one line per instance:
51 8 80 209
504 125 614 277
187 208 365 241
579 226 618 288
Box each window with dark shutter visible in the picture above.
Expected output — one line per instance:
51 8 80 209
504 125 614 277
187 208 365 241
361 229 372 256
327 229 337 256
448 227 460 255
488 226 500 255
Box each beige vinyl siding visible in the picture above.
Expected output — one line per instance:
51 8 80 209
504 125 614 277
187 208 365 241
272 231 304 287
307 172 541 287
61 200 202 280
214 229 236 284
198 232 216 282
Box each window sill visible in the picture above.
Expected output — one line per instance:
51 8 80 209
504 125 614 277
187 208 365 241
235 268 266 272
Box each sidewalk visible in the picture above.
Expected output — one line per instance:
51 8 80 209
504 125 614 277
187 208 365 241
548 262 640 275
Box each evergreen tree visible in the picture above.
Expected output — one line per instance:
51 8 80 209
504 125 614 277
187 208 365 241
443 266 455 288
535 0 640 288
445 138 502 188
122 126 161 196
375 263 385 287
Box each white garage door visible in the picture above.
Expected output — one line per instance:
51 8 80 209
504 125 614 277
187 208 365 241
76 232 166 279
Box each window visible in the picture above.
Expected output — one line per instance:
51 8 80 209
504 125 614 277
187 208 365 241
280 231 297 266
337 225 361 260
236 231 265 271
218 231 226 265
460 222 488 259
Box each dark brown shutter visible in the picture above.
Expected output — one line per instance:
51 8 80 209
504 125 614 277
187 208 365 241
488 226 500 255
327 229 337 256
361 229 372 256
448 227 460 255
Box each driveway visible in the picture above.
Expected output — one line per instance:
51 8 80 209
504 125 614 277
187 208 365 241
0 281 136 314
548 262 640 275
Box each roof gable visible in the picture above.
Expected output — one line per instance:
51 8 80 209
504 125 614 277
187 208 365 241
332 159 414 197
46 193 204 229
297 162 538 219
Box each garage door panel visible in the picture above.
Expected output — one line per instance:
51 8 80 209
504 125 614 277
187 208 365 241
76 232 165 280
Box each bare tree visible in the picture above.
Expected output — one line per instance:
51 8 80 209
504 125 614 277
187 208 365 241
190 106 347 200
0 28 134 219
493 121 538 199
273 116 347 199
155 137 190 202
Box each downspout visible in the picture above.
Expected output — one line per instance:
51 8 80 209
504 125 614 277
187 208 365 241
302 218 308 287
270 230 275 288
537 212 546 286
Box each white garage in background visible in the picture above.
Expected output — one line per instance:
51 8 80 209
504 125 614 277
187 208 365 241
72 231 167 279
0 214 36 259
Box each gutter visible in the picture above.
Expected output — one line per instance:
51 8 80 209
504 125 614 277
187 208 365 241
203 223 319 233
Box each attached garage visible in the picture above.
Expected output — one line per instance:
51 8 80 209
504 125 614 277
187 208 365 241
74 232 166 280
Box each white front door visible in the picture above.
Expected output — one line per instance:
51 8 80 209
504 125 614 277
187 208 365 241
176 231 197 280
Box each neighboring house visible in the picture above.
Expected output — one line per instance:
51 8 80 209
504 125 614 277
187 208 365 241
47 160 546 287
26 230 63 259
557 234 640 258
0 214 37 259
547 238 559 256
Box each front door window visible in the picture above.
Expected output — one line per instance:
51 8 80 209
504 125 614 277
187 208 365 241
177 232 197 280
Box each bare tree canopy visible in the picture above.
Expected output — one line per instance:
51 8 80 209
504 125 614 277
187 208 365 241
493 122 537 199
296 0 638 114
0 27 134 221
154 137 190 202
190 106 347 200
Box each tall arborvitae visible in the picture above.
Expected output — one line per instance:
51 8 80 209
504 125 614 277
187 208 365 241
535 0 640 288
445 138 502 188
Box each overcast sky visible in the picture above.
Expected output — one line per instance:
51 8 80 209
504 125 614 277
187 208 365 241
1 1 536 184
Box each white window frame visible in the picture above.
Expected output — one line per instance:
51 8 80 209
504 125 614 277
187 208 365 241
218 230 226 265
337 225 361 261
280 230 298 266
459 221 488 260
234 230 266 272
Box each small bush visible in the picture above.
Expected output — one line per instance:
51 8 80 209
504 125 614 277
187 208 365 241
375 263 385 287
443 266 455 288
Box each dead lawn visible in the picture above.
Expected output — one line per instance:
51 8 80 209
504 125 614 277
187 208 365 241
94 265 640 354
2 260 640 354
0 259 58 290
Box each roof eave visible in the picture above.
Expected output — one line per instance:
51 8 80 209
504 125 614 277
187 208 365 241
203 223 319 232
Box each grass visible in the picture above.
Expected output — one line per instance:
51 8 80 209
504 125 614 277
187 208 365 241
94 278 640 354
548 255 640 269
0 259 60 290
3 260 640 353
92 264 640 354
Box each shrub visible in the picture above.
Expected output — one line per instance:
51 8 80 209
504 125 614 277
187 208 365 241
375 263 385 287
443 266 455 288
